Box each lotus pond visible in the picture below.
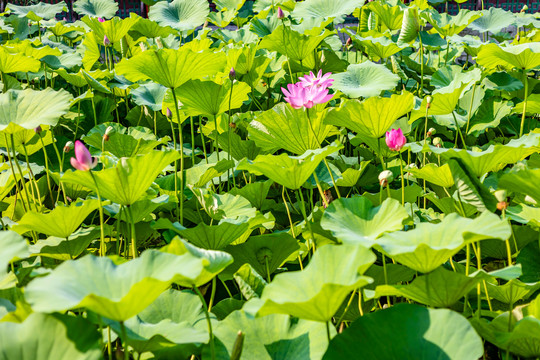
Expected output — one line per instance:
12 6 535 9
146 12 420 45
0 0 540 359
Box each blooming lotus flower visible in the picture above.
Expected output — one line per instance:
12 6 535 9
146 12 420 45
299 70 334 89
385 128 407 151
98 17 105 22
281 82 333 109
70 140 97 171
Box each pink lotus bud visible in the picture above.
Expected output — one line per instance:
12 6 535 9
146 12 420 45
385 128 406 151
166 108 172 118
98 17 105 23
229 67 236 81
103 35 110 47
34 125 42 134
70 140 97 171
277 7 285 19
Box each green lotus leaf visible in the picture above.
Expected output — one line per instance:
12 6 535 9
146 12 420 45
237 143 342 189
468 98 513 134
376 267 480 307
331 62 399 98
62 150 180 206
320 197 409 248
398 7 419 44
6 2 67 21
248 104 332 154
73 0 119 19
223 232 300 279
131 82 168 112
107 289 209 357
190 187 257 221
81 31 101 70
116 48 227 89
83 123 167 157
0 88 72 134
0 313 101 360
292 0 365 24
245 244 375 322
148 0 209 32
0 231 29 280
408 163 454 187
324 303 484 360
3 41 61 60
513 93 540 115
12 199 100 239
234 263 267 300
410 80 473 122
0 46 41 75
81 15 139 45
214 0 246 11
471 313 540 359
26 240 232 320
184 159 234 187
106 195 169 224
47 21 85 37
368 1 404 32
377 212 511 273
477 43 540 71
171 221 251 250
259 24 333 62
499 168 540 204
130 16 177 38
29 226 105 261
175 79 250 116
0 126 53 156
228 179 273 209
350 34 406 61
324 92 413 138
207 310 330 360
423 9 482 38
482 71 524 92
485 278 540 304
430 65 482 89
507 204 540 229
468 7 515 34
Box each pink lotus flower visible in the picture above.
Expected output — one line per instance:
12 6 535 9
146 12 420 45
385 128 407 151
281 82 333 109
299 70 334 89
98 17 105 22
70 140 97 171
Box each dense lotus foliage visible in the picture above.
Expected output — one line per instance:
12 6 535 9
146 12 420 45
0 0 539 359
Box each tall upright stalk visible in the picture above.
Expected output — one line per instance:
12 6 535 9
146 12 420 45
519 70 529 137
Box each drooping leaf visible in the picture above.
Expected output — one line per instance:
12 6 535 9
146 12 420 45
477 43 540 71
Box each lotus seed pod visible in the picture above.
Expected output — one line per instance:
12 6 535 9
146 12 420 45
521 5 528 12
63 141 74 153
432 137 443 148
496 201 508 211
256 247 273 265
494 190 507 203
103 126 114 141
426 95 432 109
378 170 394 187
427 127 436 137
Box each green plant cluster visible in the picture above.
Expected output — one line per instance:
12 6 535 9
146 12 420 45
0 0 539 359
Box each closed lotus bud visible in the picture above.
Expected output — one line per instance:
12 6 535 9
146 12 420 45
34 125 42 134
103 126 114 141
63 141 74 153
229 67 236 81
432 137 443 148
155 37 163 49
427 127 436 137
346 37 353 47
144 106 150 117
103 35 110 47
524 195 537 205
277 7 285 19
426 95 432 109
320 51 326 64
139 42 147 52
230 331 245 360
166 107 172 118
378 170 394 187
98 17 105 23
203 20 209 28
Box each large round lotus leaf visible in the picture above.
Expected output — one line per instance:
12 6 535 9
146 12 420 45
320 197 409 248
484 278 540 304
471 312 540 358
500 167 540 205
0 89 72 133
0 313 101 360
331 62 399 98
62 150 180 206
376 211 511 273
81 15 140 44
292 0 364 23
244 244 375 322
73 0 118 19
324 92 413 139
477 43 540 71
422 9 482 38
116 48 227 89
468 8 515 34
25 240 232 321
369 1 404 32
248 104 332 154
6 2 67 21
130 16 177 39
349 34 406 62
131 82 168 112
106 289 210 357
0 231 29 280
323 303 484 360
148 0 209 32
175 79 251 117
12 199 100 239
205 310 331 360
407 163 454 188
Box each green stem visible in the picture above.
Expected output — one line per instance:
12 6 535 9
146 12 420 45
451 112 467 150
519 69 529 137
296 188 315 252
208 277 217 311
89 171 106 257
282 186 296 238
10 134 34 211
213 114 220 162
4 134 27 213
169 88 181 223
326 321 332 343
398 152 405 206
120 321 129 360
465 83 477 135
193 286 215 360
419 33 424 96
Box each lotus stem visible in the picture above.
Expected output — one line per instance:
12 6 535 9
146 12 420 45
398 152 405 206
465 83 477 135
208 277 217 311
213 114 220 162
419 34 424 96
4 134 27 213
119 321 129 360
519 69 529 137
296 188 316 253
22 144 43 208
326 321 332 343
451 112 467 150
193 285 215 360
89 171 106 257
282 186 296 238
10 134 34 211
169 88 181 223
